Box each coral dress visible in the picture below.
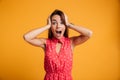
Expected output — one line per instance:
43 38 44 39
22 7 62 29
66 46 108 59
44 37 73 80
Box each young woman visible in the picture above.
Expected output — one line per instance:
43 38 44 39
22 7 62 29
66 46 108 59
23 9 92 80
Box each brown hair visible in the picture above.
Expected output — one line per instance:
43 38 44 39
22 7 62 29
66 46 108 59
48 9 69 39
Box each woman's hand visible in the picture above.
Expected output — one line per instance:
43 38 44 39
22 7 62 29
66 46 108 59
64 13 70 26
47 16 51 26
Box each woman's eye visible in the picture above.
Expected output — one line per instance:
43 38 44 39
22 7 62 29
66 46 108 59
52 22 56 25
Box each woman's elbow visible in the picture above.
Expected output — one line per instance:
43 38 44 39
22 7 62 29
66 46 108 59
87 31 93 38
23 34 30 41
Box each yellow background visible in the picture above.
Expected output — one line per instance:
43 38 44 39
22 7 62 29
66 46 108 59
0 0 119 80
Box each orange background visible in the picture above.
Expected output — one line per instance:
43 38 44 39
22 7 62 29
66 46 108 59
0 0 119 80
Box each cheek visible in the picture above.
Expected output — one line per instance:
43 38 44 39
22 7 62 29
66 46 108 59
62 26 66 32
51 25 56 29
51 27 56 33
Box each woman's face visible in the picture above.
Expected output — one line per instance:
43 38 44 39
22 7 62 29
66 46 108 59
51 14 66 39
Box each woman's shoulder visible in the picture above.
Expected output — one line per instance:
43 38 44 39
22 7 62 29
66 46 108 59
65 37 71 41
37 38 48 46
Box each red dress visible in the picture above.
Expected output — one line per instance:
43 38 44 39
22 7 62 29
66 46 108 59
44 37 73 80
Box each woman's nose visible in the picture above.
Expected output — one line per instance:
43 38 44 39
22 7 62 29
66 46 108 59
56 23 61 28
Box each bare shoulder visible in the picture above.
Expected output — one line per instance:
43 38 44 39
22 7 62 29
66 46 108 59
39 38 47 44
69 37 74 52
35 38 47 49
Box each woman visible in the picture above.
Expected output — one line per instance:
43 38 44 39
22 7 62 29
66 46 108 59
23 9 92 80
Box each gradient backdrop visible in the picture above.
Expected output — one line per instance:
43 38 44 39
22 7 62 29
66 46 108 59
0 0 119 80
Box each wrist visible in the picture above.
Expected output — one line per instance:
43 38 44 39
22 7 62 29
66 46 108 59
67 23 74 28
46 24 51 29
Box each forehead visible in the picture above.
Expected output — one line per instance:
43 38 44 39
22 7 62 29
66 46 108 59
52 15 61 21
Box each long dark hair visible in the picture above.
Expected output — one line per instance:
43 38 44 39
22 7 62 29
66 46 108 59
48 9 69 39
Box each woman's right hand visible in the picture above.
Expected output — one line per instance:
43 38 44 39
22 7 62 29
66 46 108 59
47 16 51 26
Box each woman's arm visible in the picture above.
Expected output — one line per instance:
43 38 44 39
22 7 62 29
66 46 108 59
64 13 92 47
23 17 51 48
23 24 50 48
68 24 93 47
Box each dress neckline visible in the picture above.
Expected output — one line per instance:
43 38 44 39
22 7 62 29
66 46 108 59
52 36 65 44
52 37 66 56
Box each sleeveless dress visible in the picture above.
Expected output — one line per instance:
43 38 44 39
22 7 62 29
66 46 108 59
44 37 73 80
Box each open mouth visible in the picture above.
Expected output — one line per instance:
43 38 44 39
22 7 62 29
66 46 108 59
55 30 62 37
56 31 62 34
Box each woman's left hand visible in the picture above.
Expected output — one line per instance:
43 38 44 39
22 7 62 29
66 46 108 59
64 13 70 26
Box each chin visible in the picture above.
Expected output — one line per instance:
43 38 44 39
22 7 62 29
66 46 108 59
54 35 64 39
